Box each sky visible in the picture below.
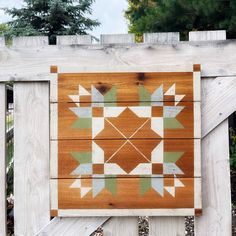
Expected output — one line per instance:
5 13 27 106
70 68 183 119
0 0 128 38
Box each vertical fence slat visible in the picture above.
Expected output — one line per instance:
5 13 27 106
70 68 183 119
195 119 231 236
14 82 50 236
149 217 185 236
0 84 6 236
102 217 139 236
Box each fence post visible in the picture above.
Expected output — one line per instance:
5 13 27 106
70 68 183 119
14 82 50 236
0 84 6 236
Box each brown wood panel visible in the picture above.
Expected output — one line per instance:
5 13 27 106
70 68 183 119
56 139 195 178
57 101 195 140
58 72 194 103
57 178 194 209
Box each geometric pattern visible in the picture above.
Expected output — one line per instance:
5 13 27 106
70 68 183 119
68 84 186 198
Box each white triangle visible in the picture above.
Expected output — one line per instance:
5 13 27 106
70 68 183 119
104 107 126 117
165 186 175 197
69 95 80 104
70 179 81 188
92 118 104 138
104 163 127 175
130 163 152 175
129 107 151 117
79 85 90 96
165 84 176 96
92 141 104 163
151 118 163 137
174 178 185 187
151 141 163 163
175 95 185 105
81 187 91 198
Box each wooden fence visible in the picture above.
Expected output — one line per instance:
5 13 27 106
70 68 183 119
0 30 233 235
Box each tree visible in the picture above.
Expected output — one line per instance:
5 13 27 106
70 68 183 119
125 0 236 39
5 0 100 43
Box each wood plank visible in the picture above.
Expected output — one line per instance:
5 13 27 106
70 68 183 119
202 76 236 137
56 35 92 45
149 217 185 236
51 139 200 178
14 82 50 236
13 36 49 47
100 34 135 44
0 84 6 236
36 217 109 236
102 217 139 236
144 32 180 43
2 41 236 79
189 30 226 41
195 120 232 236
57 72 196 103
51 178 196 213
54 102 200 140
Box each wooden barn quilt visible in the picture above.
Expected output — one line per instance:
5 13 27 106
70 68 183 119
50 65 201 217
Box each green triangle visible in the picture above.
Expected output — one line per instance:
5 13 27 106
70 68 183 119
71 118 92 129
139 85 151 106
105 178 117 195
104 86 117 104
71 152 92 164
164 118 184 129
164 152 184 163
140 177 151 196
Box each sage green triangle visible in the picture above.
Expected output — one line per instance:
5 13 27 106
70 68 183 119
139 85 151 106
140 177 151 196
71 118 92 129
105 178 116 195
104 86 117 103
164 118 184 129
71 152 92 164
164 152 184 163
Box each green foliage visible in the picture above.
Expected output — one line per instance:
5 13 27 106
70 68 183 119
5 0 100 43
125 0 236 39
230 127 236 169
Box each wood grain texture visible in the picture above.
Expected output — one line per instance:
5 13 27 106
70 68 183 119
0 84 6 236
36 217 109 236
195 120 231 236
202 76 236 137
103 217 139 236
149 217 185 236
57 72 195 103
2 41 236 80
51 139 199 178
14 82 50 236
53 178 195 210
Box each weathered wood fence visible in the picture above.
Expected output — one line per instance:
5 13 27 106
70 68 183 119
0 30 233 235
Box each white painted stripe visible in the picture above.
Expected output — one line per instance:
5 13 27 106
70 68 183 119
194 102 201 138
49 73 58 102
193 71 201 101
50 180 58 210
50 141 58 178
194 139 201 177
194 178 202 209
58 208 195 217
50 103 58 140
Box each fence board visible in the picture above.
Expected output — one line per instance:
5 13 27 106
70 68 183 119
0 84 6 236
57 35 92 45
0 37 5 47
195 120 231 236
100 34 135 44
14 82 50 236
189 30 226 41
103 217 139 236
149 217 185 236
36 217 108 236
144 32 180 43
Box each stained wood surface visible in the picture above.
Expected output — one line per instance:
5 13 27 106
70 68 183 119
195 120 232 236
57 72 195 103
14 83 50 236
0 84 6 236
52 178 195 210
52 139 199 178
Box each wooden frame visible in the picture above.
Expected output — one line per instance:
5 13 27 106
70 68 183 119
0 31 233 235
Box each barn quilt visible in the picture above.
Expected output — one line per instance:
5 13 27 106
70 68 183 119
50 65 201 216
